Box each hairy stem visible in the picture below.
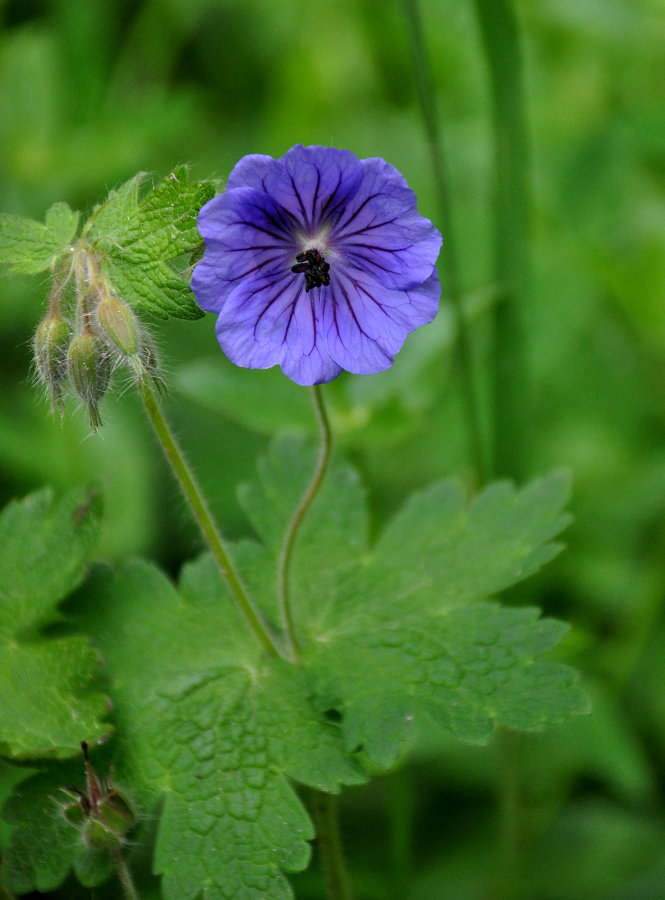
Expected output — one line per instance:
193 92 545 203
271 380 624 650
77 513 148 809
138 376 280 658
402 0 489 483
111 849 139 900
312 792 354 900
278 384 331 663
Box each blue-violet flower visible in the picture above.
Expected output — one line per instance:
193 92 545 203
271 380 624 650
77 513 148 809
192 144 442 385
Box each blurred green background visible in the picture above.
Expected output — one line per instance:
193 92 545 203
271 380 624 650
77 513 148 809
2 0 665 897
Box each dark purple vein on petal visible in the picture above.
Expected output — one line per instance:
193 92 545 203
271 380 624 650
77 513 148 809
225 252 286 284
333 191 384 235
310 167 322 229
355 281 401 325
252 276 299 337
336 215 402 241
288 173 312 234
317 170 345 224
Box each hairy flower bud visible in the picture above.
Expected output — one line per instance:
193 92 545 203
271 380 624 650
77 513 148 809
82 789 136 851
33 313 72 409
67 331 111 429
95 295 140 357
60 742 137 853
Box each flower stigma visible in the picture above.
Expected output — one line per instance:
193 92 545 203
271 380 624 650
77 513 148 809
290 248 331 292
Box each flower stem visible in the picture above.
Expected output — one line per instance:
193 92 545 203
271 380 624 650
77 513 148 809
137 376 280 658
111 848 139 900
278 384 331 663
312 791 354 900
402 0 490 483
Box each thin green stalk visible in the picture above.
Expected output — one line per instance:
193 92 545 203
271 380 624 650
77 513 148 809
312 791 354 900
402 0 489 483
278 384 331 663
138 376 280 658
111 848 139 900
492 728 525 900
386 768 413 900
472 0 531 481
472 3 532 894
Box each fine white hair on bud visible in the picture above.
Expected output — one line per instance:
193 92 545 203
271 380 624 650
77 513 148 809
94 294 141 358
67 329 112 430
33 312 72 412
31 245 166 428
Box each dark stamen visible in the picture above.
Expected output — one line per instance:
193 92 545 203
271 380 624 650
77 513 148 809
291 249 331 292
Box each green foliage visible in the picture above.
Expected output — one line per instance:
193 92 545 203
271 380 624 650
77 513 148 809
241 437 587 768
0 203 79 275
175 357 316 434
1 0 663 896
0 170 213 321
91 167 215 319
38 554 364 899
1 440 585 897
0 487 108 759
154 661 364 900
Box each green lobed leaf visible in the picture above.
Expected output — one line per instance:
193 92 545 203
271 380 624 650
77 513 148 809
87 173 144 244
0 202 79 275
239 436 588 769
0 487 109 759
64 555 365 900
89 168 214 320
102 255 202 319
155 661 364 900
311 604 586 767
337 469 573 620
102 165 214 262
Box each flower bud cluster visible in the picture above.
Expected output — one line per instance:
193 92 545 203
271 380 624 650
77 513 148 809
33 249 161 428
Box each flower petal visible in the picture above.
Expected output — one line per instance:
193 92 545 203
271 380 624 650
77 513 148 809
225 154 278 192
228 145 365 238
192 145 444 385
216 271 343 386
321 267 441 375
192 187 296 313
332 157 442 291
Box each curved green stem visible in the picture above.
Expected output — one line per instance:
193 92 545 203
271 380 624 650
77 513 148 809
312 791 354 900
278 384 331 663
111 848 139 900
138 376 280 658
402 0 489 483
